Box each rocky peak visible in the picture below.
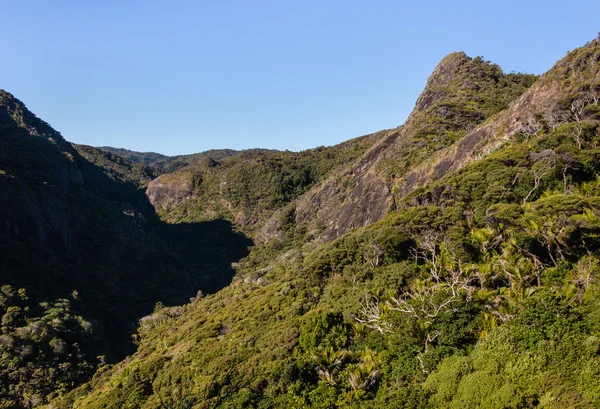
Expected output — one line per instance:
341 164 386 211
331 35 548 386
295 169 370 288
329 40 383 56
292 51 536 242
396 38 600 199
413 52 471 111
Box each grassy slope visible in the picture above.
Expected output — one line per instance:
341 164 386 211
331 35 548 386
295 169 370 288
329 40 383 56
53 40 600 409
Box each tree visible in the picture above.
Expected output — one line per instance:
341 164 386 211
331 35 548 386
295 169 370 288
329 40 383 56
347 349 379 391
570 91 599 149
312 346 349 385
523 154 555 204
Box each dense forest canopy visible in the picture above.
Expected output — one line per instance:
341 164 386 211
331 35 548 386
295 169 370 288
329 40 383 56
1 37 600 409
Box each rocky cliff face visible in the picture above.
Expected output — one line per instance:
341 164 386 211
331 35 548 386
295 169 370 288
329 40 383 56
395 41 600 199
294 52 538 241
0 91 84 251
146 174 194 209
295 129 396 241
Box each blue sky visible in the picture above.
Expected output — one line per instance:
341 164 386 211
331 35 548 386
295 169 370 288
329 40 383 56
2 1 599 155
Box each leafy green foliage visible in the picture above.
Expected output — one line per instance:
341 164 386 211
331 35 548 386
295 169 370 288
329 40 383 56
4 37 600 409
0 286 101 408
152 133 381 233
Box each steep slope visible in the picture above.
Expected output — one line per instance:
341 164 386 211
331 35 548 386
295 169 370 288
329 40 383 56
51 38 600 409
144 133 382 239
295 53 538 241
394 43 600 198
0 92 252 408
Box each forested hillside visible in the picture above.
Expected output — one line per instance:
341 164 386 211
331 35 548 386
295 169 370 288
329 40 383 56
0 92 253 407
1 37 600 408
97 146 278 175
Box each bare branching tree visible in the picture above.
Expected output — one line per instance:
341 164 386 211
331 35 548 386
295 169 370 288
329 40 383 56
570 91 599 149
362 241 384 269
355 295 392 334
388 286 454 322
356 233 476 354
548 106 571 131
523 155 556 204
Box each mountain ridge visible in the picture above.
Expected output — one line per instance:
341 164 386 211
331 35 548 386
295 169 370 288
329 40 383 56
0 90 254 407
54 37 599 408
1 36 600 408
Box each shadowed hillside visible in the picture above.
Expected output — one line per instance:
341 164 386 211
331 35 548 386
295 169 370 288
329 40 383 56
2 36 600 409
0 91 253 407
50 37 600 409
155 219 253 294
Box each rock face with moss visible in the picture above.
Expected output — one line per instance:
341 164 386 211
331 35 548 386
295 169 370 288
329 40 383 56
2 37 600 409
146 174 194 209
295 52 538 241
141 134 382 238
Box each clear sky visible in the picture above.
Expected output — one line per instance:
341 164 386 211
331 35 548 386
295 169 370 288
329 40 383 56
2 1 599 155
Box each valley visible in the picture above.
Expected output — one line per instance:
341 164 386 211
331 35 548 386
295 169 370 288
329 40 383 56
1 37 600 408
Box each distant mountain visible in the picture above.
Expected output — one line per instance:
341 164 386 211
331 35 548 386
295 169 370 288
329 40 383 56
96 146 170 165
98 146 279 174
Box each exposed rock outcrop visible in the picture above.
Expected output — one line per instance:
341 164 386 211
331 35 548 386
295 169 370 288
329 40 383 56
146 176 194 209
295 129 397 241
396 45 600 197
294 51 532 241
